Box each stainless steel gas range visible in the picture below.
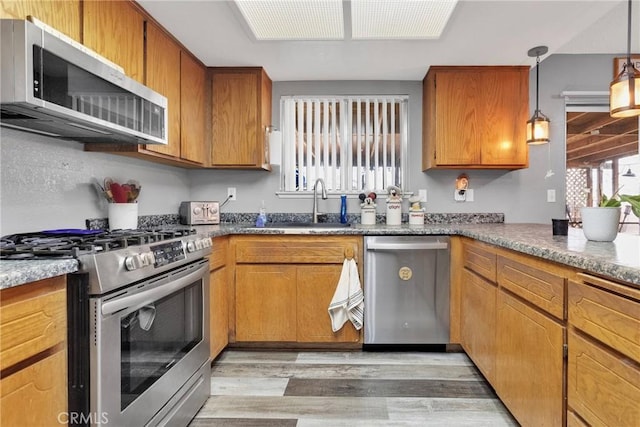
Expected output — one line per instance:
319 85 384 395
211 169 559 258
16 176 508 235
1 228 212 426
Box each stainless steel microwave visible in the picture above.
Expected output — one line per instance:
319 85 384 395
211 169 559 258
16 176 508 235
0 18 168 145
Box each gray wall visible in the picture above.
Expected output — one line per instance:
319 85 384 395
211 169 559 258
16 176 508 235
0 128 191 234
0 54 618 234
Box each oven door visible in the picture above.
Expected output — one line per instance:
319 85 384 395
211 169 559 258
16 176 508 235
90 259 210 427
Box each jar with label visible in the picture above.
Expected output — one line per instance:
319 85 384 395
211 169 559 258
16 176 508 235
361 205 376 225
386 199 402 225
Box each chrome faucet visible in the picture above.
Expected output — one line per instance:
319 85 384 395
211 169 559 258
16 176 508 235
312 178 328 223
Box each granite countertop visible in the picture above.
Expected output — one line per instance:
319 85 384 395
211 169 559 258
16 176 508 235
2 223 639 289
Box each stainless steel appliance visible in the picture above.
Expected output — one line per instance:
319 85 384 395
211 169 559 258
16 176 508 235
179 201 220 225
0 229 212 426
0 18 167 144
364 235 450 349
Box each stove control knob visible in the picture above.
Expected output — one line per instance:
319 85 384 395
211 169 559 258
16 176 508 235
195 239 204 250
202 238 212 248
186 240 197 253
141 252 155 266
124 254 144 271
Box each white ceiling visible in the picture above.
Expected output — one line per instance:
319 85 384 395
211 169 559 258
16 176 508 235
137 0 640 81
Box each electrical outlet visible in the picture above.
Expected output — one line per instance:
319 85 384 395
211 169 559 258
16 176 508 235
466 189 474 202
547 189 556 203
227 187 237 201
419 189 427 203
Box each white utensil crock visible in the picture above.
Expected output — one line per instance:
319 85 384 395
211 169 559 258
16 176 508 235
108 203 139 230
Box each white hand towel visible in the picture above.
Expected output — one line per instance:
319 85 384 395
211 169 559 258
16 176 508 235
328 259 364 332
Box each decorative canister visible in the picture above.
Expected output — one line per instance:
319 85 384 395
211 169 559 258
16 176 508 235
361 205 377 225
409 209 425 226
386 199 402 225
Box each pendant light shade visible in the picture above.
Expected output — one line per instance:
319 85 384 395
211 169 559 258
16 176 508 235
527 46 550 145
610 0 640 118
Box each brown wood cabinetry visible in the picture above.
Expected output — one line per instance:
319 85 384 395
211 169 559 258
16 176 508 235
230 236 362 346
567 275 640 426
211 67 272 170
0 0 81 41
422 66 529 170
0 276 67 426
210 236 229 359
82 0 145 82
83 3 207 167
456 237 572 427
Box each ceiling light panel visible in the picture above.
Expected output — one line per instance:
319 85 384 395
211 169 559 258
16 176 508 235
351 0 458 40
234 0 344 40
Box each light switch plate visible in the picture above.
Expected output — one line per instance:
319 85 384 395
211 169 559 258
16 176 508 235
547 189 556 203
419 189 427 202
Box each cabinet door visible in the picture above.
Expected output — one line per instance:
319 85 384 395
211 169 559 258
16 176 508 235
297 265 360 343
211 71 258 167
1 0 81 42
235 265 296 341
145 22 181 158
82 0 144 82
180 52 206 164
210 265 229 359
460 269 496 383
567 331 639 427
479 68 528 166
0 350 67 426
496 290 564 427
434 71 482 165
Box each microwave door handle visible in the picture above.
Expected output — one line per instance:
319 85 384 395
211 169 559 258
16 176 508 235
366 242 449 251
101 263 207 316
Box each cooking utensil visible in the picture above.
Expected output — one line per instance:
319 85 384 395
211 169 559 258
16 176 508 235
110 182 128 203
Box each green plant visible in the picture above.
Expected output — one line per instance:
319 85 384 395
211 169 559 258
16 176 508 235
620 194 640 218
598 187 640 218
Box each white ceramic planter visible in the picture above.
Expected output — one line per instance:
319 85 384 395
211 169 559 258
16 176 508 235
580 207 621 242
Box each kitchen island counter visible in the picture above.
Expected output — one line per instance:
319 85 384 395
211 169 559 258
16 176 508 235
2 223 638 288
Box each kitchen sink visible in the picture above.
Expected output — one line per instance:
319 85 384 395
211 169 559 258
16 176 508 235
264 222 352 228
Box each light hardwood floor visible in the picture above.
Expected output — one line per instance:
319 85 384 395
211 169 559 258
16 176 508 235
190 350 518 426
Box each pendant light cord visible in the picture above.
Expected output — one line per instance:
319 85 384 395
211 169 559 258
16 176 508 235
535 55 541 112
626 0 632 65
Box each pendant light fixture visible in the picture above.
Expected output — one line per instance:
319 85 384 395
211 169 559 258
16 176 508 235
610 0 640 118
527 46 550 145
622 168 636 177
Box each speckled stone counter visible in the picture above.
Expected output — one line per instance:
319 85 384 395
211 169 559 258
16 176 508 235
0 259 78 290
2 222 639 289
193 222 640 287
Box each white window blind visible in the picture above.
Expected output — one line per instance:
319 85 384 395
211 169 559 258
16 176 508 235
280 95 408 193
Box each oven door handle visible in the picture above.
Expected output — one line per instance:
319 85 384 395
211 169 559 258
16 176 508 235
366 242 449 251
101 263 207 316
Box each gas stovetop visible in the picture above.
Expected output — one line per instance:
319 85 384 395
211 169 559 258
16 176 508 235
0 228 197 260
1 228 213 295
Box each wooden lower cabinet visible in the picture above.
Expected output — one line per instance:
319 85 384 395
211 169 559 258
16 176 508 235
460 269 496 383
495 289 565 427
567 276 640 426
0 276 67 426
210 236 229 359
235 264 297 342
297 265 359 343
231 235 362 345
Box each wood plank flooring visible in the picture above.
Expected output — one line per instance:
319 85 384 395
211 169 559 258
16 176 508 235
190 350 518 426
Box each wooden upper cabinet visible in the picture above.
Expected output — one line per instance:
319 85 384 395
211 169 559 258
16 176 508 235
0 0 81 41
145 21 181 158
422 66 529 170
180 52 206 165
82 0 144 82
211 67 272 170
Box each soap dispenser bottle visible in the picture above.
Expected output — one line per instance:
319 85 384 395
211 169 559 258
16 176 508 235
255 201 267 227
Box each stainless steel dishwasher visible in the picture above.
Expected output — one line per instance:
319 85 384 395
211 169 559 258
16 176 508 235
364 235 450 349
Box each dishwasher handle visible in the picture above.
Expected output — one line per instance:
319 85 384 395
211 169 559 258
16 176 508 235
366 241 448 251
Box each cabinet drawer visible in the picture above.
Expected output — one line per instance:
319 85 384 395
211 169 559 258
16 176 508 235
568 331 639 426
463 240 497 282
210 236 228 271
568 280 639 363
235 236 360 264
0 348 67 426
498 255 565 319
0 277 66 371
